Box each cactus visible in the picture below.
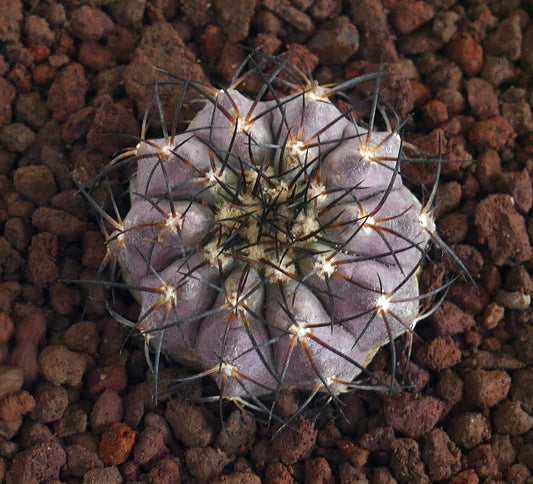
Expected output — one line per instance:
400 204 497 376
84 53 442 417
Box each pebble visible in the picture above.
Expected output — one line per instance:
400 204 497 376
69 6 115 41
383 392 447 439
64 444 103 478
184 446 230 481
38 344 87 388
468 116 515 151
87 364 128 394
391 0 435 35
446 411 491 450
447 32 483 75
421 428 461 481
483 15 522 61
165 397 214 447
308 17 359 65
31 206 86 242
98 422 136 466
212 0 255 42
13 165 56 206
463 369 511 408
83 465 123 484
90 389 123 434
415 336 462 371
270 417 318 465
149 455 181 484
0 123 35 152
495 289 531 311
390 438 428 482
493 400 533 436
133 426 168 466
29 382 69 423
465 77 499 120
468 444 498 479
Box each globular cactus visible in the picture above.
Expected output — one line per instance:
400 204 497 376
86 54 440 415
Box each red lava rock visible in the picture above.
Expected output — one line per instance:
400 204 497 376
212 0 255 42
184 446 230 481
78 41 117 72
0 236 24 275
38 344 87 388
264 461 293 483
0 313 14 344
199 24 226 62
493 400 533 436
383 392 447 439
0 123 35 152
431 301 475 336
304 457 333 483
216 409 257 457
64 444 103 478
465 78 499 120
421 428 462 481
484 15 522 62
5 440 66 483
495 169 533 214
415 335 462 371
463 369 511 408
264 0 314 38
86 95 138 157
310 0 342 21
124 22 209 128
0 78 16 124
474 194 532 266
390 438 429 482
87 364 128 394
49 281 80 316
4 217 32 252
437 368 463 405
31 206 87 242
29 382 69 423
501 100 533 136
69 6 115 41
448 244 484 276
270 417 318 465
338 439 369 468
449 469 479 484
133 426 168 466
0 0 22 43
447 281 490 315
98 422 136 466
47 63 90 122
165 397 215 447
308 17 359 65
437 212 468 244
447 32 483 75
422 99 448 128
9 312 47 385
468 444 498 479
469 116 515 152
149 455 181 484
83 465 123 483
64 320 99 356
510 367 533 413
90 389 123 434
391 0 435 35
25 232 59 288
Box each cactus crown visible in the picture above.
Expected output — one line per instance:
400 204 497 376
81 52 446 420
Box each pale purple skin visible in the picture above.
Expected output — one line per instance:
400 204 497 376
110 83 432 403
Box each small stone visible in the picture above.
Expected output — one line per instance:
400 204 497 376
0 123 35 152
13 165 56 206
448 32 483 75
463 369 511 408
165 397 214 447
493 401 533 436
468 116 515 152
447 412 491 450
38 345 87 388
415 335 462 371
184 447 230 481
495 290 531 311
392 0 434 35
98 422 136 466
308 17 359 65
465 78 499 120
69 6 115 41
421 428 462 481
468 444 498 479
483 15 521 62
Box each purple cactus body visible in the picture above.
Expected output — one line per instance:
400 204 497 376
104 64 434 405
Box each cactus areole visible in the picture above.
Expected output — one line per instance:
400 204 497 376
100 58 436 409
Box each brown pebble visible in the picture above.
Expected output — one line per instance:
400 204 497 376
446 412 491 450
465 78 499 120
431 301 475 336
69 6 115 41
390 438 429 482
133 426 168 466
421 428 462 481
165 396 214 447
87 363 128 394
184 446 230 481
83 465 123 483
391 0 435 35
463 369 511 408
30 382 69 423
38 344 87 388
304 457 333 484
447 32 483 75
90 389 123 434
415 335 462 371
270 417 318 465
47 63 90 122
31 207 86 243
98 422 136 466
308 17 359 65
149 455 181 484
468 444 498 478
338 439 369 468
493 400 533 436
384 392 447 439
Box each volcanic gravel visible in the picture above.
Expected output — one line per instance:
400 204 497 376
0 0 531 482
